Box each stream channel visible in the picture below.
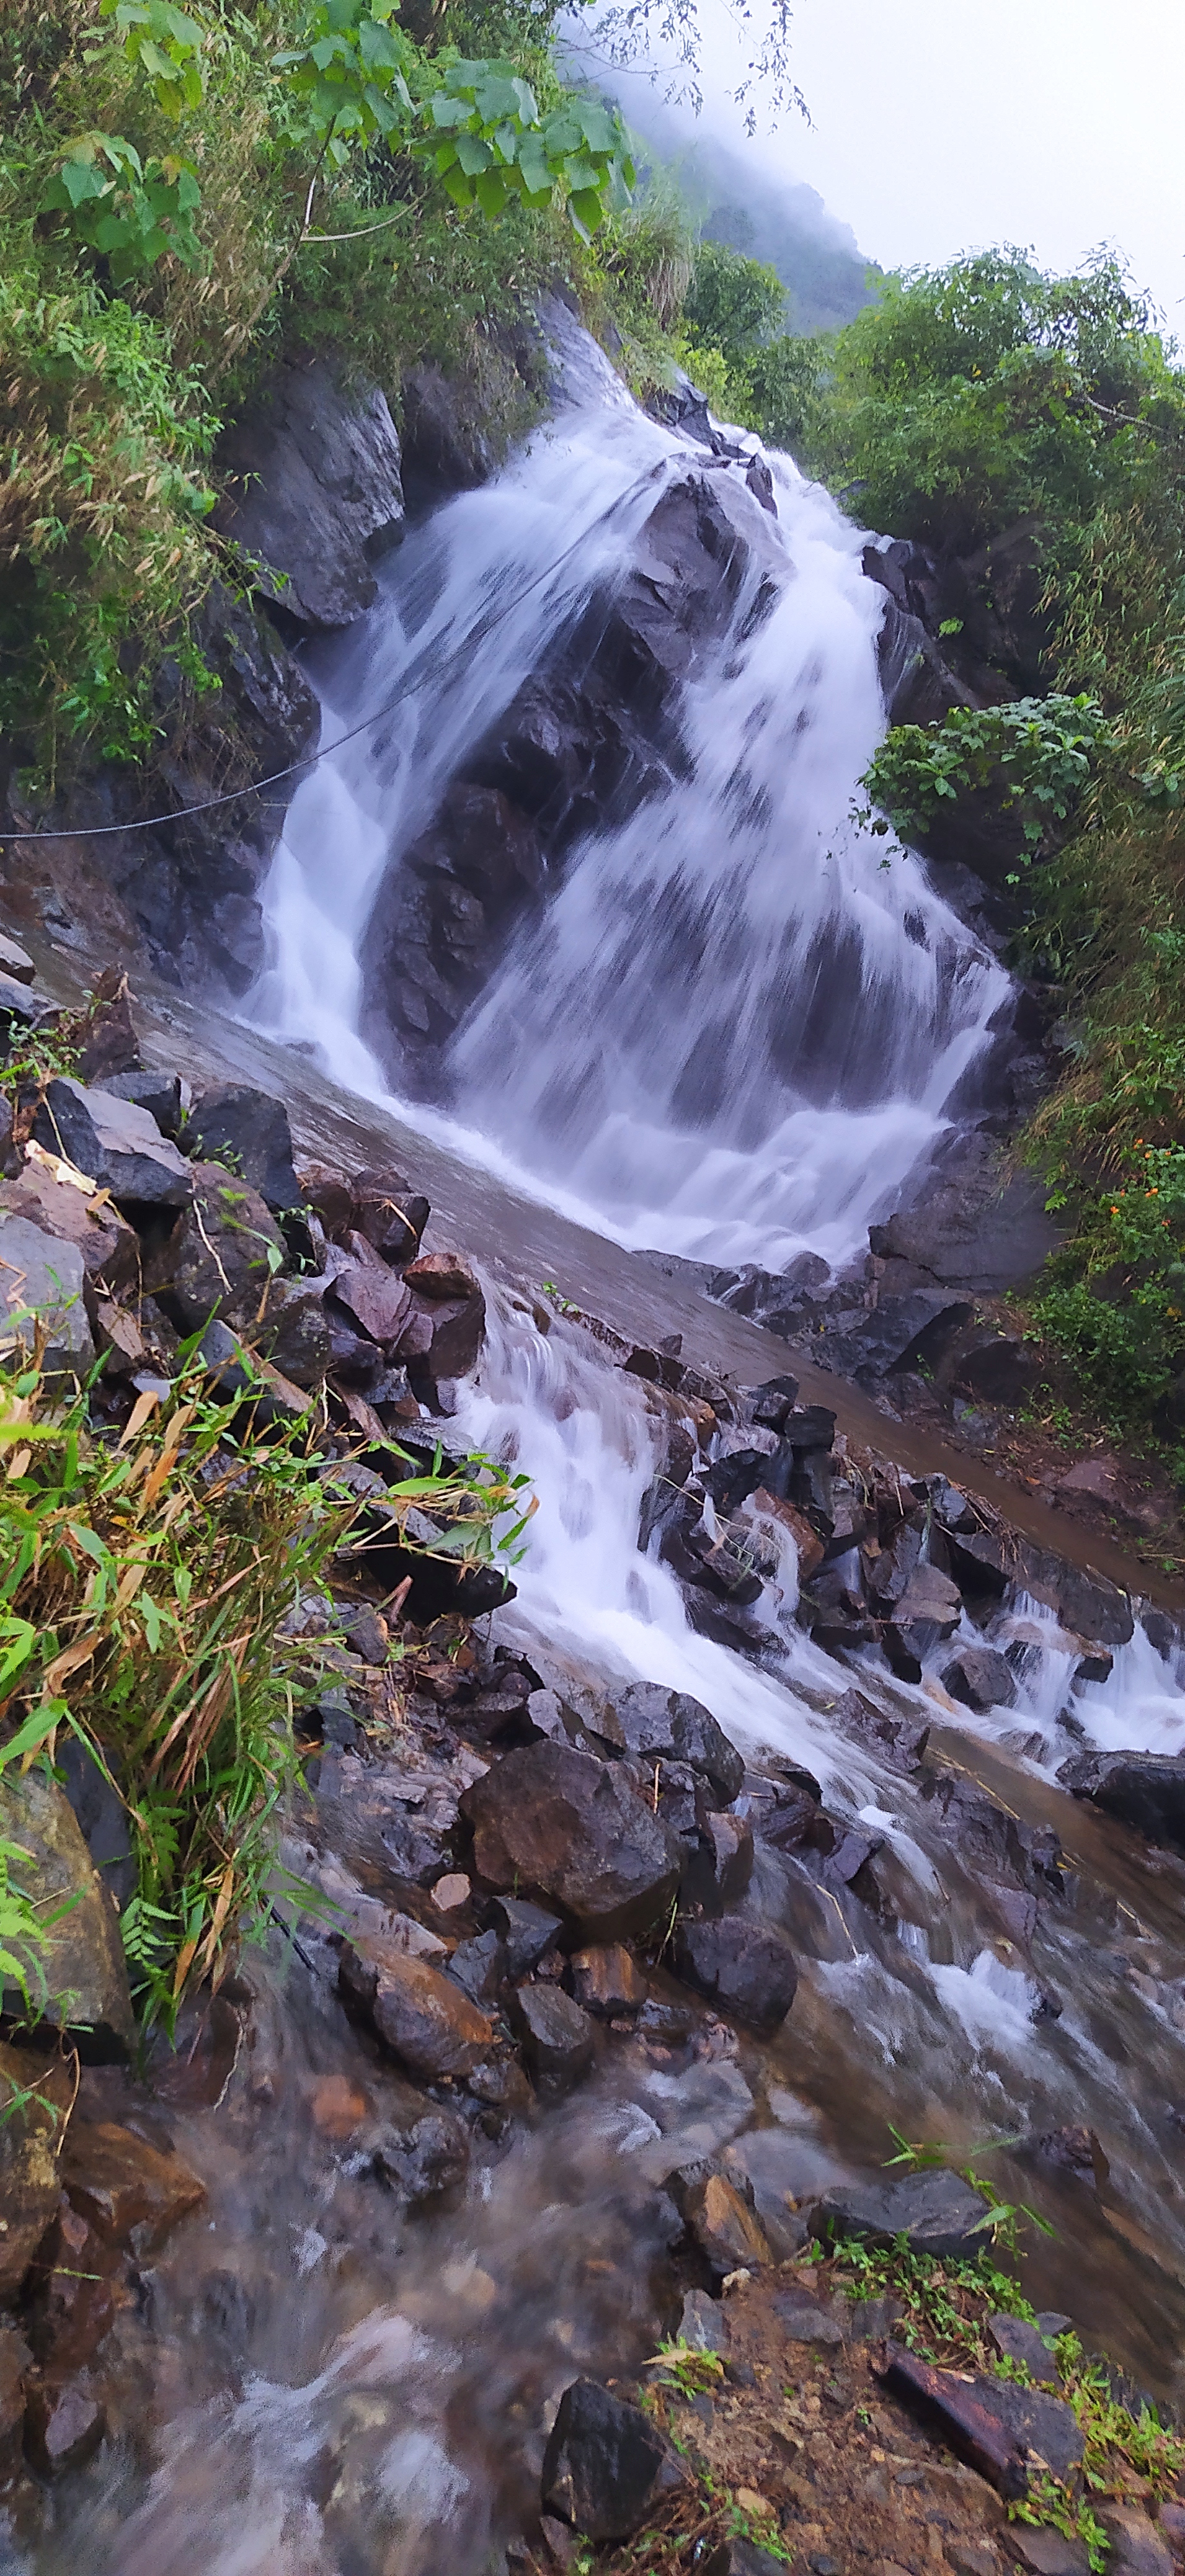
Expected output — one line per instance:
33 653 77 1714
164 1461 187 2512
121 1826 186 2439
17 323 1185 2574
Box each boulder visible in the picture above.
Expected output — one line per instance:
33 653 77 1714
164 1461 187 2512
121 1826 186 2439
678 2287 728 2354
398 1279 486 1397
510 1982 595 2090
460 1742 681 1942
1099 2505 1175 2576
568 1944 647 2019
55 1735 136 1913
362 784 545 1059
0 1164 140 1307
542 2378 686 2541
0 2043 72 2298
485 1893 562 1980
328 1247 413 1348
941 1647 1018 1713
678 2170 773 2274
100 1068 183 1136
352 2094 469 2206
681 1808 754 1915
62 2119 205 2248
1017 1546 1133 1648
810 2169 992 2259
214 355 404 628
773 2291 844 2347
0 1769 136 2059
25 2201 116 2372
0 1217 94 1378
32 1079 191 1205
986 2312 1061 2378
672 1916 798 2036
149 1160 285 1336
253 1275 333 1387
339 1935 493 2078
590 1682 744 1805
1057 1750 1185 1853
184 1084 301 1213
345 1167 429 1262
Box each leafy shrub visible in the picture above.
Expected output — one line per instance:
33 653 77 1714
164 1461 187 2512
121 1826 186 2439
0 1340 531 2028
681 238 784 371
861 693 1112 875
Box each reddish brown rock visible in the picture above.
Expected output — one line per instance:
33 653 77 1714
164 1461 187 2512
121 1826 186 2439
752 1488 824 1578
568 1945 648 2019
0 2326 30 2474
404 1251 479 1300
24 2204 116 2371
61 2121 205 2249
329 1244 413 1346
680 2172 772 2276
339 1937 493 2079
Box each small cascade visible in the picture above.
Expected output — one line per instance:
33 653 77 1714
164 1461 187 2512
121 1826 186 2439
252 330 1010 1276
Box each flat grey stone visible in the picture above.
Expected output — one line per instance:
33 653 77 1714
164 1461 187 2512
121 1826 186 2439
33 1078 191 1204
809 2166 992 2258
0 1216 93 1376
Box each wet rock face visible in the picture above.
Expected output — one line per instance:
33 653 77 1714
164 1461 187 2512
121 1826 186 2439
62 2119 205 2249
184 1085 301 1215
32 1079 191 1208
361 469 763 1089
214 355 405 629
0 2046 73 2300
460 1741 681 1943
589 1681 745 1806
147 1160 285 1338
542 2377 687 2541
672 1915 798 2036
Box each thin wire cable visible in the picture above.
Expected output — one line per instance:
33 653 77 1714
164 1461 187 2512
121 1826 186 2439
2 458 676 846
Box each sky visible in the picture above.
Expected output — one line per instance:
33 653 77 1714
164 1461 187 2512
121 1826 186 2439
602 0 1185 334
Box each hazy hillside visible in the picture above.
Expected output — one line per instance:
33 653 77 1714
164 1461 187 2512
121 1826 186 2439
624 99 881 333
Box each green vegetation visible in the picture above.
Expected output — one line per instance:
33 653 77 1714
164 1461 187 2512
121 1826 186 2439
770 247 1185 1455
0 0 632 784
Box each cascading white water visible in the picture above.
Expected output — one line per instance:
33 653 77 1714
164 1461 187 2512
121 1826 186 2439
252 329 1010 1274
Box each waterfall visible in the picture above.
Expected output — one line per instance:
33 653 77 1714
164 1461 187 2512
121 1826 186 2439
252 332 1009 1276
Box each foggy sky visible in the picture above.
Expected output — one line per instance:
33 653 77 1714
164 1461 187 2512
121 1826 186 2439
603 0 1185 332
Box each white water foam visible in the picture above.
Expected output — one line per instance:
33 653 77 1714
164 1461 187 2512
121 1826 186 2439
251 335 1009 1276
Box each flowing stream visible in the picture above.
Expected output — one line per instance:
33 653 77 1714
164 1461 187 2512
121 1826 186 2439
18 335 1185 2570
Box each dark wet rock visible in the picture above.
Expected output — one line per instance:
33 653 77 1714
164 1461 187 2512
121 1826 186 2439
1057 1750 1185 1853
1072 1649 1114 1687
0 2325 28 2473
0 1217 94 1378
510 1982 595 2090
56 1736 135 1915
484 1895 563 1980
1017 1546 1133 1647
399 361 498 510
397 1274 486 1401
673 2167 773 2273
254 1275 334 1388
361 781 546 1055
810 2168 992 2259
672 1915 798 2036
32 1077 191 1206
569 1944 648 2018
24 2204 115 2372
0 1770 135 2059
875 2345 1083 2497
214 354 404 628
194 1319 309 1421
944 1525 1012 1595
703 2541 790 2576
0 2045 71 2299
446 1930 505 2004
831 1690 930 1772
682 1808 755 1915
24 2379 106 2477
678 2287 728 2353
339 1935 493 2079
329 1244 414 1347
918 1772 1063 1889
885 1559 963 1650
987 2313 1062 2378
460 1743 681 1943
101 1068 183 1136
63 2119 205 2249
589 1682 744 1804
184 1083 301 1213
148 1160 285 1336
542 2376 687 2541
941 1646 1018 1713
1030 2125 1110 2188
0 934 33 984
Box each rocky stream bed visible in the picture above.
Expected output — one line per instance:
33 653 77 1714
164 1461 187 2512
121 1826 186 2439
0 957 1183 2573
